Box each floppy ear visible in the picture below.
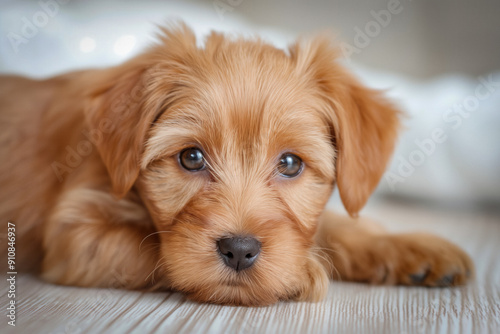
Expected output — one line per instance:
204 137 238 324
334 78 401 216
85 61 158 197
85 23 197 198
291 37 401 216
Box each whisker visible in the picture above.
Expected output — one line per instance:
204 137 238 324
139 231 172 251
146 256 167 283
311 245 345 281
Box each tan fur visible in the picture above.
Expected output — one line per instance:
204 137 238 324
0 23 473 306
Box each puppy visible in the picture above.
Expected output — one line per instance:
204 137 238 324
0 23 473 306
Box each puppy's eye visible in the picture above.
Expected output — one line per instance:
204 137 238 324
179 148 205 171
277 153 303 178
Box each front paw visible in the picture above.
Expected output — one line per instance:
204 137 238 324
338 233 474 287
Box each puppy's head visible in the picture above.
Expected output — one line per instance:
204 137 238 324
86 24 400 305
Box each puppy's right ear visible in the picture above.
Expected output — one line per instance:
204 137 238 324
85 23 197 198
290 36 401 217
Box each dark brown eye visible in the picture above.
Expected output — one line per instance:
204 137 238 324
179 148 205 171
278 153 303 177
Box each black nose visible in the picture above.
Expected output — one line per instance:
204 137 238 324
217 236 261 272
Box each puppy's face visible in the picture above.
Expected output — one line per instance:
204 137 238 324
139 45 336 305
87 26 399 305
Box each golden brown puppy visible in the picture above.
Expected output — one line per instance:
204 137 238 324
0 24 473 306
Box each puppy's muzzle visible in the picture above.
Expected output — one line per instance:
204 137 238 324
217 236 261 272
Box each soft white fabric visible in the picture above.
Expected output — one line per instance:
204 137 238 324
2 199 499 334
352 66 500 205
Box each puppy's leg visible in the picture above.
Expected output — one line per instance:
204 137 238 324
316 211 473 286
41 188 163 290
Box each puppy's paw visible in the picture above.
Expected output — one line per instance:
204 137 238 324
338 233 474 287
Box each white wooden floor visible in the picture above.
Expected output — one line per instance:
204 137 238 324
2 198 499 334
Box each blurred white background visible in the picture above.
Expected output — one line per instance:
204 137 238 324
1 0 499 210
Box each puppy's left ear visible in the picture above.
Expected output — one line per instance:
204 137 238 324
85 60 161 197
84 23 198 198
291 36 401 217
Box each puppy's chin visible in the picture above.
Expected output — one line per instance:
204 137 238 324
167 255 328 306
183 277 284 306
157 215 329 306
